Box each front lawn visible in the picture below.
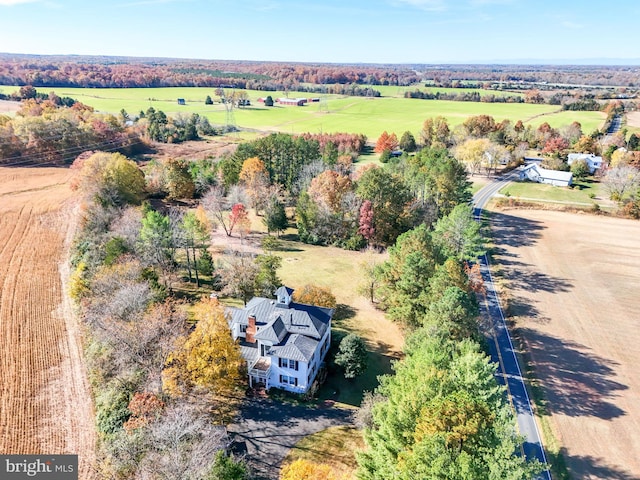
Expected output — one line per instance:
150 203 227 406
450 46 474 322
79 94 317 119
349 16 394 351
500 178 606 205
281 426 365 479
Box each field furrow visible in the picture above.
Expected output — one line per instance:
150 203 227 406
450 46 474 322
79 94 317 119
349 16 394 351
0 167 95 478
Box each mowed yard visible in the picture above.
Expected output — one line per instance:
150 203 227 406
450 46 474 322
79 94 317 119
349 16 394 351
490 207 640 479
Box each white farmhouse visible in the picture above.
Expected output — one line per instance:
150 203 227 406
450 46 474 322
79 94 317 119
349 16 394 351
227 286 332 394
519 164 573 187
567 153 603 174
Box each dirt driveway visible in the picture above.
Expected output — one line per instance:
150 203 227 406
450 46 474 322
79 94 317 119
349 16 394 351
227 398 352 480
491 208 640 480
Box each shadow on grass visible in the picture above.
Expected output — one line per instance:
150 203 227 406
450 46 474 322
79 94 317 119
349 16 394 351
334 303 357 321
320 339 396 407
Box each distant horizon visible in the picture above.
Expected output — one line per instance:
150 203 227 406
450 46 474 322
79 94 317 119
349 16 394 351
2 0 640 66
2 51 640 68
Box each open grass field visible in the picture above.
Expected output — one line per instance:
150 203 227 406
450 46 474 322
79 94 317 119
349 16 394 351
490 207 640 479
0 85 605 138
0 167 95 478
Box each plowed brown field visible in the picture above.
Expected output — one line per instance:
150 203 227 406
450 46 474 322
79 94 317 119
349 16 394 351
492 208 640 480
0 167 95 477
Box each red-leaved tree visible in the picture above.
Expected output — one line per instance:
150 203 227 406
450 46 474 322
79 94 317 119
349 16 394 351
228 203 250 237
358 200 375 244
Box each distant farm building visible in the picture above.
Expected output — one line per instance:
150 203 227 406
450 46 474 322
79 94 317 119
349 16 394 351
177 98 186 105
519 164 573 187
277 98 307 106
567 153 603 174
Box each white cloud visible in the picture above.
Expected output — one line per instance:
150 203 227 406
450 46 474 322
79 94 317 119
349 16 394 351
392 0 447 12
0 0 40 5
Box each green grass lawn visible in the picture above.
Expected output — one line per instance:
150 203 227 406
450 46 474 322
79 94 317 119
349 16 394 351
500 178 606 205
0 85 604 139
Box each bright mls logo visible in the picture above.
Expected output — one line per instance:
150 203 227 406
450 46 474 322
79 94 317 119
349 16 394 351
1 455 77 479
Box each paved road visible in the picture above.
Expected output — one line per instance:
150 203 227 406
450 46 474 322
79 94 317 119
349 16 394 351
227 398 352 480
473 174 552 480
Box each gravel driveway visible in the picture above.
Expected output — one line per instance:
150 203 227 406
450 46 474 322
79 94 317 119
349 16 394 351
227 397 353 480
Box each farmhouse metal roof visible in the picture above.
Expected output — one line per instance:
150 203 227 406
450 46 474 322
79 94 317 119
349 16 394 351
270 334 319 362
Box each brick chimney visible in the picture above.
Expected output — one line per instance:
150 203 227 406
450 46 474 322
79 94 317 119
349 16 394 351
246 315 257 344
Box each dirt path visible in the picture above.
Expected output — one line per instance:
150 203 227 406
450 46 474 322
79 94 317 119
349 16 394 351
0 167 96 478
491 208 640 479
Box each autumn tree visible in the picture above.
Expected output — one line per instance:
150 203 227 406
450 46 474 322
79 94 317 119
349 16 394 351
138 403 228 479
280 459 338 480
293 284 337 308
356 167 414 247
162 298 243 397
374 131 398 153
454 138 492 176
73 151 145 207
462 114 496 138
201 186 231 235
228 203 250 237
421 116 451 148
165 158 196 199
239 156 270 212
308 170 353 213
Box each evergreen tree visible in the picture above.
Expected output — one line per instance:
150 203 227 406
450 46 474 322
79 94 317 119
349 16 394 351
263 196 288 236
335 334 368 379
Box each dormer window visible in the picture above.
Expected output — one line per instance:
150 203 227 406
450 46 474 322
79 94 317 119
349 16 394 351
275 286 294 308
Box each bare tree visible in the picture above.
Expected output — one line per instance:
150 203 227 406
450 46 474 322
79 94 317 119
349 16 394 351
201 186 231 235
85 260 187 386
220 252 259 305
111 206 143 251
138 403 227 480
603 166 640 201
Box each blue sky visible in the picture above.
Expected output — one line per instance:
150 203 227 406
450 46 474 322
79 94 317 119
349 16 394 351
1 0 639 64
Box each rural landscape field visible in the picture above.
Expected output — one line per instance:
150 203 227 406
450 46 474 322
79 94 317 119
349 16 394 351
0 85 607 139
1 0 640 475
0 167 95 477
491 208 640 479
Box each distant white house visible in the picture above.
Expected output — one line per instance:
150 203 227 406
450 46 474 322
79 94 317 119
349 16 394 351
227 286 333 394
567 153 603 174
519 164 573 187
